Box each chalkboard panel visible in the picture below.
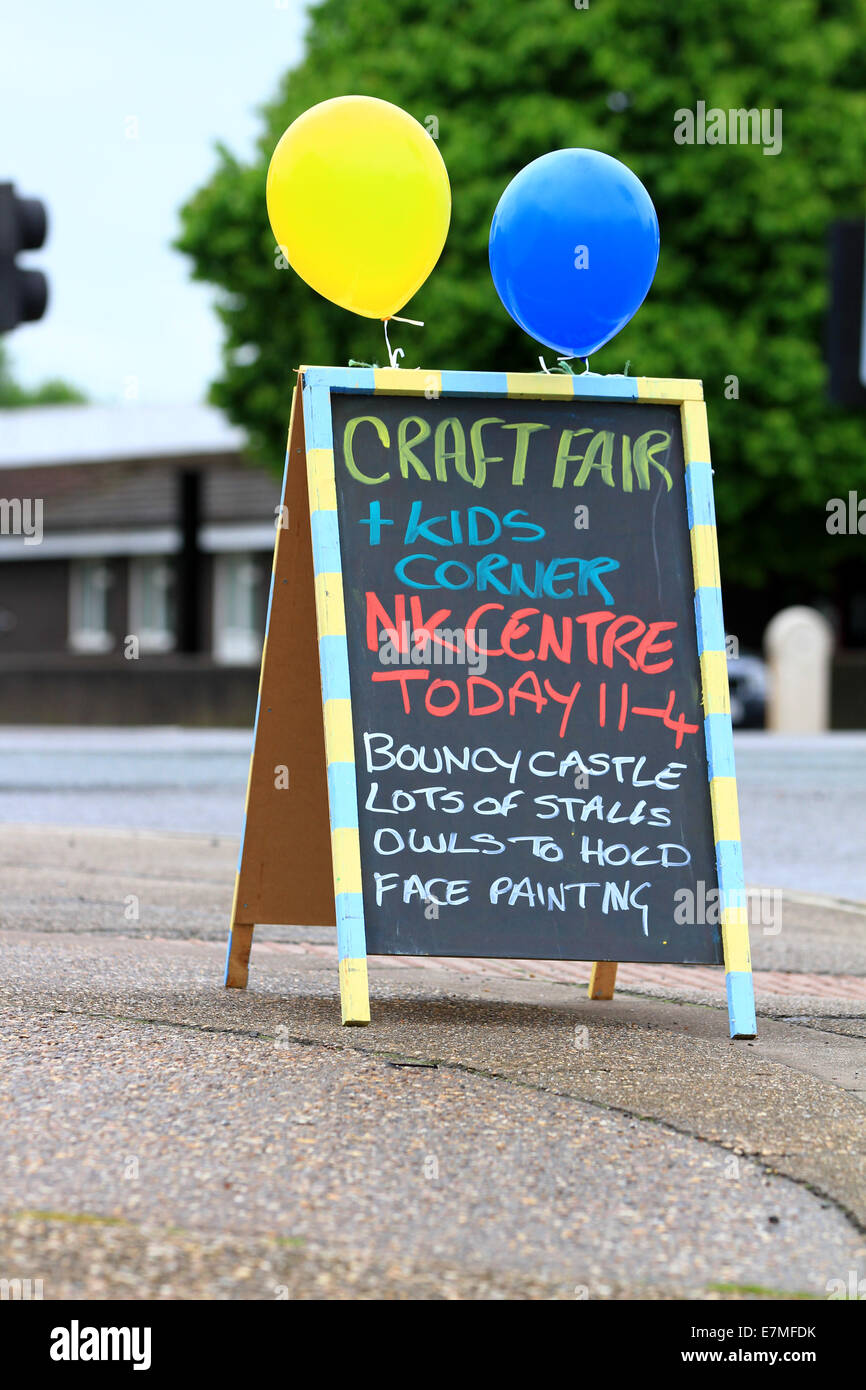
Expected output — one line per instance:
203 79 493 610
326 387 723 965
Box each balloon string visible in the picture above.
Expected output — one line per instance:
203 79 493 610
382 316 425 368
538 354 587 376
383 320 403 368
539 354 632 378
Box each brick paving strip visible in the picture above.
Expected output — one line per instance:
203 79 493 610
231 939 866 1001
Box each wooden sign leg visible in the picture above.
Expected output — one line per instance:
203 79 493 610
225 878 253 987
225 766 258 990
683 436 756 1039
302 381 371 1026
588 961 618 999
720 874 757 1037
339 956 371 1026
225 788 256 989
725 962 757 1038
714 793 757 1038
225 926 254 988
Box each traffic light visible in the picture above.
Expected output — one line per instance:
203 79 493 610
0 183 49 334
827 220 866 408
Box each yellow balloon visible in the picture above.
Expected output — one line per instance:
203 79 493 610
266 95 451 320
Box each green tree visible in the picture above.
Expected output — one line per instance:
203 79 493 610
0 342 86 407
177 0 866 640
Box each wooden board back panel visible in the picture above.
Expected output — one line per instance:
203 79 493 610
232 390 335 929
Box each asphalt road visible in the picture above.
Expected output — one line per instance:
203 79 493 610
0 727 863 900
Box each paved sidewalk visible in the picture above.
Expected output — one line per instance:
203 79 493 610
0 825 864 1300
251 937 866 1003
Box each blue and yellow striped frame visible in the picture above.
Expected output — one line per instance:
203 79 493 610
300 367 756 1039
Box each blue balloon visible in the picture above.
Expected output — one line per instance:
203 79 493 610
489 149 660 360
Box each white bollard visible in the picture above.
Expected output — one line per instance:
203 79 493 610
764 606 834 733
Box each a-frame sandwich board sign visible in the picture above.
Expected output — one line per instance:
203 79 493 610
225 366 756 1040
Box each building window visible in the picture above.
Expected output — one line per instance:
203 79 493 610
129 557 177 653
69 558 114 653
213 553 261 665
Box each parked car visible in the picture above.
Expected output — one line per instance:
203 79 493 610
727 650 767 728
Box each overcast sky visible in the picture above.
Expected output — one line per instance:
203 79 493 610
1 0 308 403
